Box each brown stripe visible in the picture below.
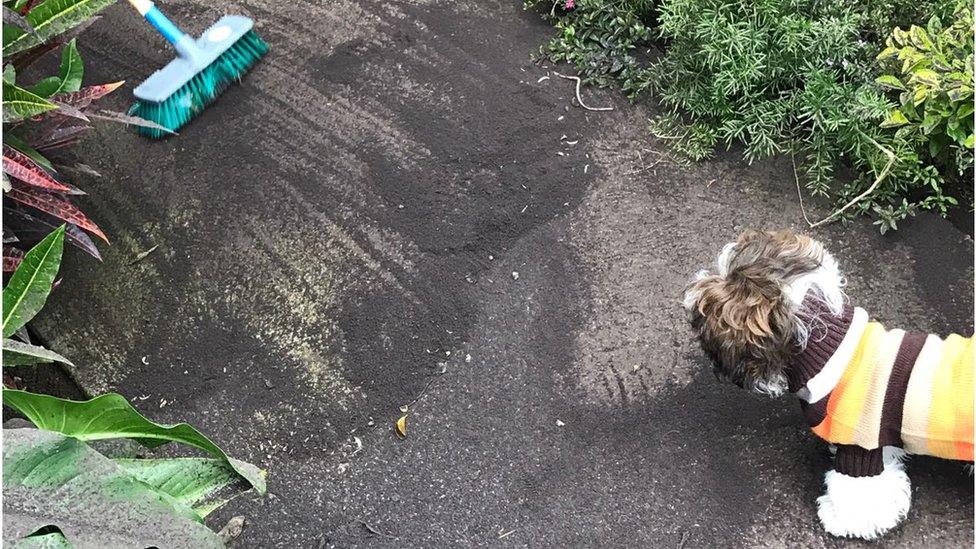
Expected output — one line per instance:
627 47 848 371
879 331 927 446
801 397 828 427
834 445 884 477
787 302 854 392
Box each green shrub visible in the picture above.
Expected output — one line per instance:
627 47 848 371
647 0 963 231
524 0 655 92
527 0 968 231
876 1 974 177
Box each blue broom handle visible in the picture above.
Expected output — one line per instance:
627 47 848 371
126 0 199 61
144 6 184 44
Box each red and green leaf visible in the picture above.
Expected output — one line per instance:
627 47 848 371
3 132 55 170
50 80 123 108
33 124 91 152
5 187 107 243
4 207 101 260
2 144 73 193
87 109 175 134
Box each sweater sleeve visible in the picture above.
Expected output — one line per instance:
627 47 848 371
834 444 884 477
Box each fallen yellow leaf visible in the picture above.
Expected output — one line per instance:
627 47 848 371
395 415 407 438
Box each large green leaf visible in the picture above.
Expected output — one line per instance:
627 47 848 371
29 39 83 97
875 74 905 91
3 428 224 548
2 81 57 122
3 0 118 55
115 457 251 517
2 389 267 495
1 225 63 338
2 338 73 366
881 108 910 128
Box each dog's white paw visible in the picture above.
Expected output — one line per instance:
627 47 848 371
816 463 911 540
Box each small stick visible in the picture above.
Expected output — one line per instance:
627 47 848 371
552 71 614 112
129 244 159 265
406 368 445 409
359 519 395 539
800 135 896 229
625 159 663 175
791 154 814 227
676 531 690 549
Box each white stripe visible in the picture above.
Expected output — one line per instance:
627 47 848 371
798 307 870 403
127 0 154 15
900 334 943 454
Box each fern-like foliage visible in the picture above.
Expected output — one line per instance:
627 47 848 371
527 0 969 231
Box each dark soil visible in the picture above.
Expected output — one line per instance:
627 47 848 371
26 0 974 547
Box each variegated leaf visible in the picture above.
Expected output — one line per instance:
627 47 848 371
2 337 73 366
2 144 73 193
87 109 175 134
49 81 123 108
34 125 92 152
2 82 57 122
3 0 117 55
5 187 107 243
4 208 101 260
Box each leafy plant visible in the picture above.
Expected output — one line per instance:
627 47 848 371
876 0 973 175
2 228 266 547
526 0 968 231
647 0 967 229
2 0 117 55
3 0 167 270
525 0 655 93
2 225 70 364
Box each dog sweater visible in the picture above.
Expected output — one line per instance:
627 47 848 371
786 298 974 477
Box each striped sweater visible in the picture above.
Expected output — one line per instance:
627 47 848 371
787 298 974 477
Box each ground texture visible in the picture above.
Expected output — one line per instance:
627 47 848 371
32 0 974 547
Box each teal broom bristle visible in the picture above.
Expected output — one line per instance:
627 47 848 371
129 30 268 138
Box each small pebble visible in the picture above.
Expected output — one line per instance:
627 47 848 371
512 271 519 280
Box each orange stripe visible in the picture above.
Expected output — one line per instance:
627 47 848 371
928 335 967 458
813 377 844 440
812 324 883 444
952 338 973 460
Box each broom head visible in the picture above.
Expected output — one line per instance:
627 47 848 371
129 15 268 138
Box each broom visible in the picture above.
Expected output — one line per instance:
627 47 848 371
125 0 268 138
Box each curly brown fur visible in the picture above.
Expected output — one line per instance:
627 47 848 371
684 230 829 392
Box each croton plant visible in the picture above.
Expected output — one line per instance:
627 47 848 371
3 0 167 272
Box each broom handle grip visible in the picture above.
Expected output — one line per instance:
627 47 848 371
127 0 197 59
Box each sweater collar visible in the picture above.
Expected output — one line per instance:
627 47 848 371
785 296 856 394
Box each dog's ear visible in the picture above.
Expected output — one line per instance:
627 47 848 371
685 266 797 389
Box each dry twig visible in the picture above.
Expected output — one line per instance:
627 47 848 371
791 154 814 227
793 135 896 229
358 519 395 539
552 71 614 112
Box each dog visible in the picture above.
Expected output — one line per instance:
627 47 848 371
683 229 973 540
